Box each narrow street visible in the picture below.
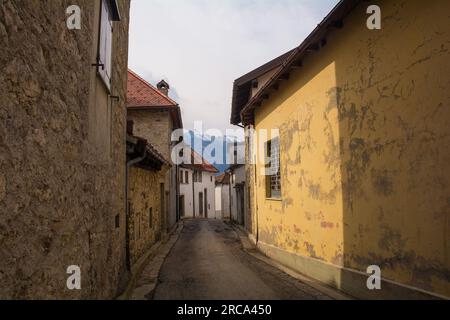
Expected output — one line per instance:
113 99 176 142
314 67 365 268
152 219 332 300
2 0 448 303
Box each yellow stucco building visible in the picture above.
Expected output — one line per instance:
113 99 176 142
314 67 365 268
231 0 449 299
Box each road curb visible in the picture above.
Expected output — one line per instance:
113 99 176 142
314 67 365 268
117 221 184 300
230 223 354 300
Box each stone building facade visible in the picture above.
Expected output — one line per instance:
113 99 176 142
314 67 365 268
127 70 183 234
128 166 166 264
232 0 450 299
0 0 131 299
126 131 170 266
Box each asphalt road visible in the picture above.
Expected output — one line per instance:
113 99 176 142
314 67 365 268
153 219 332 300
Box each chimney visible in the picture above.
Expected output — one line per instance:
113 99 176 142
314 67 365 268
157 80 170 96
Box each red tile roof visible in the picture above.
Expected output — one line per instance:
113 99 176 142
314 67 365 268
215 173 230 184
127 69 183 129
191 149 219 173
180 146 219 173
127 69 178 108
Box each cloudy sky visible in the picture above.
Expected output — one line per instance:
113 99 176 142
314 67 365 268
128 0 340 134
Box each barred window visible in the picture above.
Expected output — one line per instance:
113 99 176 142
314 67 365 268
265 138 281 199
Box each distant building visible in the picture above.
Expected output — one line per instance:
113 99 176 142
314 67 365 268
127 70 183 234
226 164 246 226
179 148 218 218
223 140 248 226
215 173 230 220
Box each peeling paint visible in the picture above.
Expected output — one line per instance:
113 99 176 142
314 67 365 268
249 0 450 297
320 221 334 229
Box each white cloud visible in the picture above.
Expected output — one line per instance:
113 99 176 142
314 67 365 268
128 0 340 132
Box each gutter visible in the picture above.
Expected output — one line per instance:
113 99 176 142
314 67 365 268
240 0 361 124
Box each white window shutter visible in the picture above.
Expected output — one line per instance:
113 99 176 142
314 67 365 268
98 0 112 91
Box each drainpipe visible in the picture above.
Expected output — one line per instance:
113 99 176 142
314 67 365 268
192 170 195 218
175 164 179 222
125 150 147 271
254 155 259 245
227 171 232 223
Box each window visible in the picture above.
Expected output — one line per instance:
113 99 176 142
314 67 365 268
115 214 120 229
180 170 184 184
265 138 281 199
210 176 212 182
97 0 113 90
193 170 202 183
185 171 189 184
149 208 153 228
97 0 120 91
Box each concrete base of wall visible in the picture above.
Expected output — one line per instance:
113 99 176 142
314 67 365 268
256 240 446 300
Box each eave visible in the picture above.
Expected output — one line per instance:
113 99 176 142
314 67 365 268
240 0 362 126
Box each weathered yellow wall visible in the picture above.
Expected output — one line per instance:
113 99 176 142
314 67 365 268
128 166 167 265
253 0 450 297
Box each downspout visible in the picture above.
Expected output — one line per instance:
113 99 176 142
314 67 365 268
192 170 195 218
175 164 179 222
227 171 232 222
254 154 259 244
125 150 147 271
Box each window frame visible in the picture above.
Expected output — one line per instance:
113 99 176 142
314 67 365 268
97 0 113 92
265 137 282 200
96 0 121 92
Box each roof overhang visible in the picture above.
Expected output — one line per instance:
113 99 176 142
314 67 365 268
237 0 362 126
126 134 170 171
230 49 295 125
127 105 183 130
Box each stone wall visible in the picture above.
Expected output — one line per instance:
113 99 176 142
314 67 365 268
127 109 179 233
127 110 172 160
128 166 168 266
0 0 131 299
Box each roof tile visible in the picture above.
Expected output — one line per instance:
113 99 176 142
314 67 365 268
127 69 178 108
